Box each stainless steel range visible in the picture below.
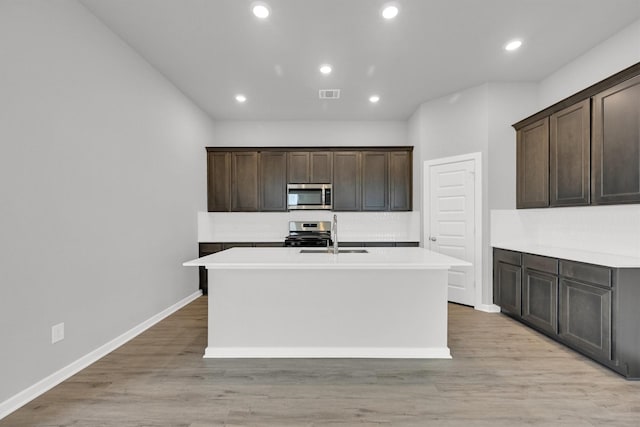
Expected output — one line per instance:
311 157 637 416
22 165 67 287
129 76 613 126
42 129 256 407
283 221 332 247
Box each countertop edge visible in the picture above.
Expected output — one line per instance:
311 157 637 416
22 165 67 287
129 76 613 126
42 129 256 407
492 243 640 268
183 247 471 270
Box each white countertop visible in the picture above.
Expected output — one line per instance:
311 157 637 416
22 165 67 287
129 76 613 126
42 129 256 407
184 247 471 270
493 243 640 268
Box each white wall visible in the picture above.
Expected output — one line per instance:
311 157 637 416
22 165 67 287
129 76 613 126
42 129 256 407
211 119 420 230
411 82 539 307
538 18 640 108
212 120 407 147
487 83 539 210
413 84 491 307
0 0 214 405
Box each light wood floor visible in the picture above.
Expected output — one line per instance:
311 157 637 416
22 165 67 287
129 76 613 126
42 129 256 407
2 297 639 426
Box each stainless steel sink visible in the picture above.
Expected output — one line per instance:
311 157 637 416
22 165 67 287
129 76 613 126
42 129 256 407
299 249 368 254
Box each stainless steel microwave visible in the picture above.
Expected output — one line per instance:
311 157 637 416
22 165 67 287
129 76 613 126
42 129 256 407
287 183 332 210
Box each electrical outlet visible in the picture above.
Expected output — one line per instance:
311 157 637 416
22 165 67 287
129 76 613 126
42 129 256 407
51 323 64 344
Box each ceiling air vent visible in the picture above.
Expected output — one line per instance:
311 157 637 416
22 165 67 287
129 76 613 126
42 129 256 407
319 89 341 99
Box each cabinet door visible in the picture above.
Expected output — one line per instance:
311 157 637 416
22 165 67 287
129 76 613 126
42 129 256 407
207 151 231 212
517 117 549 208
260 151 287 211
522 269 558 334
550 99 590 207
333 152 361 211
496 261 522 317
288 152 310 183
592 74 640 205
389 150 412 211
310 152 333 183
559 278 612 362
231 152 259 211
362 151 389 211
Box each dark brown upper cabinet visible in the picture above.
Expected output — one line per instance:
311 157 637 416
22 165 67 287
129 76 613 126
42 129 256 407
231 151 259 211
287 151 333 183
389 150 412 211
333 151 362 211
260 151 287 211
592 74 640 205
206 147 412 212
362 151 389 211
549 99 591 207
287 152 309 183
310 152 333 183
207 151 231 212
516 117 549 208
513 63 640 210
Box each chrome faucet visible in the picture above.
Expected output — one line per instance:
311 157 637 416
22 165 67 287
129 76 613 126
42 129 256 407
331 214 339 254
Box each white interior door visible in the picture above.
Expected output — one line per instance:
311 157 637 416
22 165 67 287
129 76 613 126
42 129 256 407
427 159 476 306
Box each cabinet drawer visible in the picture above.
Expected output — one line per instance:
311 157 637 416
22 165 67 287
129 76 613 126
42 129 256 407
524 253 558 274
560 261 611 288
494 248 522 266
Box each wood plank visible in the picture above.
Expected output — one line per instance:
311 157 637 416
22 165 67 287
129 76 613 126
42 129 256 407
3 298 640 426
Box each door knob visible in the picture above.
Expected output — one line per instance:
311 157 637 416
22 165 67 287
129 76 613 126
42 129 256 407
429 236 437 242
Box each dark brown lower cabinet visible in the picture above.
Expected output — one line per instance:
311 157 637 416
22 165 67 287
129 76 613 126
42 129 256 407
522 269 558 335
341 242 417 247
559 278 612 363
493 249 522 317
493 247 640 379
522 254 558 334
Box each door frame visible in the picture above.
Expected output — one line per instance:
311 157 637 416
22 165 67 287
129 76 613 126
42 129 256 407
423 152 482 309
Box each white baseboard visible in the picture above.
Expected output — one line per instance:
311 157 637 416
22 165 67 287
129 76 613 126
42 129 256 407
475 303 501 313
0 290 202 421
204 346 452 359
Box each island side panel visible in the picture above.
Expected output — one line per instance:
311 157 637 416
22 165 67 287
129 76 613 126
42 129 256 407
205 267 450 358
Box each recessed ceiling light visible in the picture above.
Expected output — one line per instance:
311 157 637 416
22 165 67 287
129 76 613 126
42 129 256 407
252 2 270 19
505 39 522 51
381 4 399 19
235 94 247 103
369 95 380 103
319 64 332 75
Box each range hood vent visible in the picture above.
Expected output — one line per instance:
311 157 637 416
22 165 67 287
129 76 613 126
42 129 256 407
319 89 341 99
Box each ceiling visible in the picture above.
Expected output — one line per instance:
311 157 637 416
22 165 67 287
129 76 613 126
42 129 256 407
80 0 640 121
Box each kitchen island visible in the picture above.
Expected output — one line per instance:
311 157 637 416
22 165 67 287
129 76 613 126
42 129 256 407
184 247 470 359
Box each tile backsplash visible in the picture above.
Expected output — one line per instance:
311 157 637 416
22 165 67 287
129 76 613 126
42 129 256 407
198 211 421 243
491 205 640 258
